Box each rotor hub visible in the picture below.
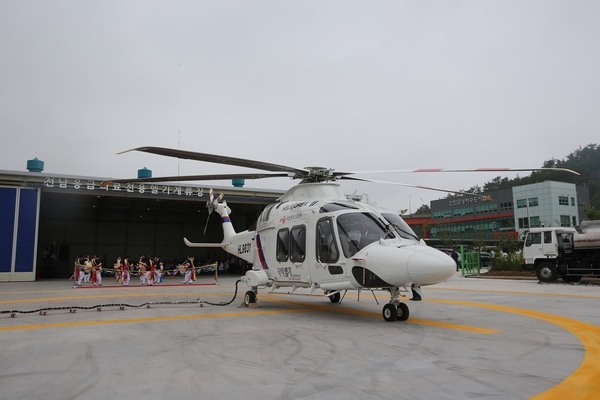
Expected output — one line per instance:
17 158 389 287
300 166 336 183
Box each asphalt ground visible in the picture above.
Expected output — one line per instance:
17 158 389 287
1 272 600 400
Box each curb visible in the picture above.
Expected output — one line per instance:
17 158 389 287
464 274 537 280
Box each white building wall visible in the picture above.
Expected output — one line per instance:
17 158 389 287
513 181 578 236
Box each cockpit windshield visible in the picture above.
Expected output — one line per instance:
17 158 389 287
381 213 419 242
337 212 391 258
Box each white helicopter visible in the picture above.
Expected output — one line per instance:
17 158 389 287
104 147 579 322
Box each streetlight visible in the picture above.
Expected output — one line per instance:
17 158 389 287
420 199 424 214
409 195 412 215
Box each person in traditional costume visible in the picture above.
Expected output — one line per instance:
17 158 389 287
146 256 155 286
74 255 85 286
91 255 103 286
83 255 92 284
138 255 147 284
114 256 123 284
122 256 131 286
182 255 195 284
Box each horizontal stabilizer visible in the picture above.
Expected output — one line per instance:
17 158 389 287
184 238 228 248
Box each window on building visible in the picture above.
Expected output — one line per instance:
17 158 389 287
517 199 527 209
572 216 577 226
528 197 538 207
559 196 569 206
530 216 541 228
560 215 570 227
518 218 529 229
571 197 575 206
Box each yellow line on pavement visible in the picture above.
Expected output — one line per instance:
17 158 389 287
0 292 231 306
0 308 315 331
265 296 500 334
427 286 600 300
431 299 600 400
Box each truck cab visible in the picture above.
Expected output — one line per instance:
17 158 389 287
522 226 600 283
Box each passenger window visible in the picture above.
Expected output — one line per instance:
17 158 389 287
316 218 339 263
543 231 552 244
290 225 306 263
277 229 289 262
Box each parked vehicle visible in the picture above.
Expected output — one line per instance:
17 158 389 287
522 220 600 283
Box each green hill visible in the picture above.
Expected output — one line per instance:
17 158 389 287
461 144 600 219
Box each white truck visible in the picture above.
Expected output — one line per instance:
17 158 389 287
522 220 600 283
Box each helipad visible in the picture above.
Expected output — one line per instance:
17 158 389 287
1 273 599 399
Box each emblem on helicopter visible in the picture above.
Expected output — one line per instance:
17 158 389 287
103 146 579 321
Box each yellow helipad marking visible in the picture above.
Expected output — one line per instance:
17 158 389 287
1 294 495 335
431 299 600 399
3 288 598 398
428 286 600 300
0 308 320 331
0 292 231 306
263 296 500 334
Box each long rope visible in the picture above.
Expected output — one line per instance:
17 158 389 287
1 280 242 317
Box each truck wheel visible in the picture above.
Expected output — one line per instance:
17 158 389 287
536 262 558 283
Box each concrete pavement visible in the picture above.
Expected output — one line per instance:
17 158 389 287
1 272 600 399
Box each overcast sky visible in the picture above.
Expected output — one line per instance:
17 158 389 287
1 1 598 213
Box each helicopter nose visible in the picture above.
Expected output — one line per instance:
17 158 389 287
407 246 456 285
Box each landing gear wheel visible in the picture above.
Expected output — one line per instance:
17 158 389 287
536 262 558 283
244 290 256 306
328 291 341 303
397 303 409 321
382 304 398 322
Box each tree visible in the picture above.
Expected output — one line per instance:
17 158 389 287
447 143 600 217
584 205 600 220
483 176 511 192
415 204 431 214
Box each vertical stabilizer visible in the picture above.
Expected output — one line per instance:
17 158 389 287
216 202 236 241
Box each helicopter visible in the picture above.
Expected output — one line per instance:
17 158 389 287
103 147 579 322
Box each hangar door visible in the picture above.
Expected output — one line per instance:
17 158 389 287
0 186 40 281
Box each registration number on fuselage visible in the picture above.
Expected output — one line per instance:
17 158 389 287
237 243 251 254
277 267 301 281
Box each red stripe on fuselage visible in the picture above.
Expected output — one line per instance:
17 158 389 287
255 234 268 269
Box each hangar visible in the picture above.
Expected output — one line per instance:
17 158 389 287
0 168 283 281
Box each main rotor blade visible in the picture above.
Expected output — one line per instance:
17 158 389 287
101 172 290 186
118 146 306 174
342 167 580 176
340 176 492 198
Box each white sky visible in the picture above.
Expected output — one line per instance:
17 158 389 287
1 1 598 213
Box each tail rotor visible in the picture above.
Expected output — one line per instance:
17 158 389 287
204 188 224 235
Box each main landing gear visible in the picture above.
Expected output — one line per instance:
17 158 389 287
382 287 410 322
242 287 258 308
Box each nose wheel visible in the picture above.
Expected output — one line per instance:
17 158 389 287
382 287 410 321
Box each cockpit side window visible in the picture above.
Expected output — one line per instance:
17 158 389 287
316 218 339 263
337 212 389 258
